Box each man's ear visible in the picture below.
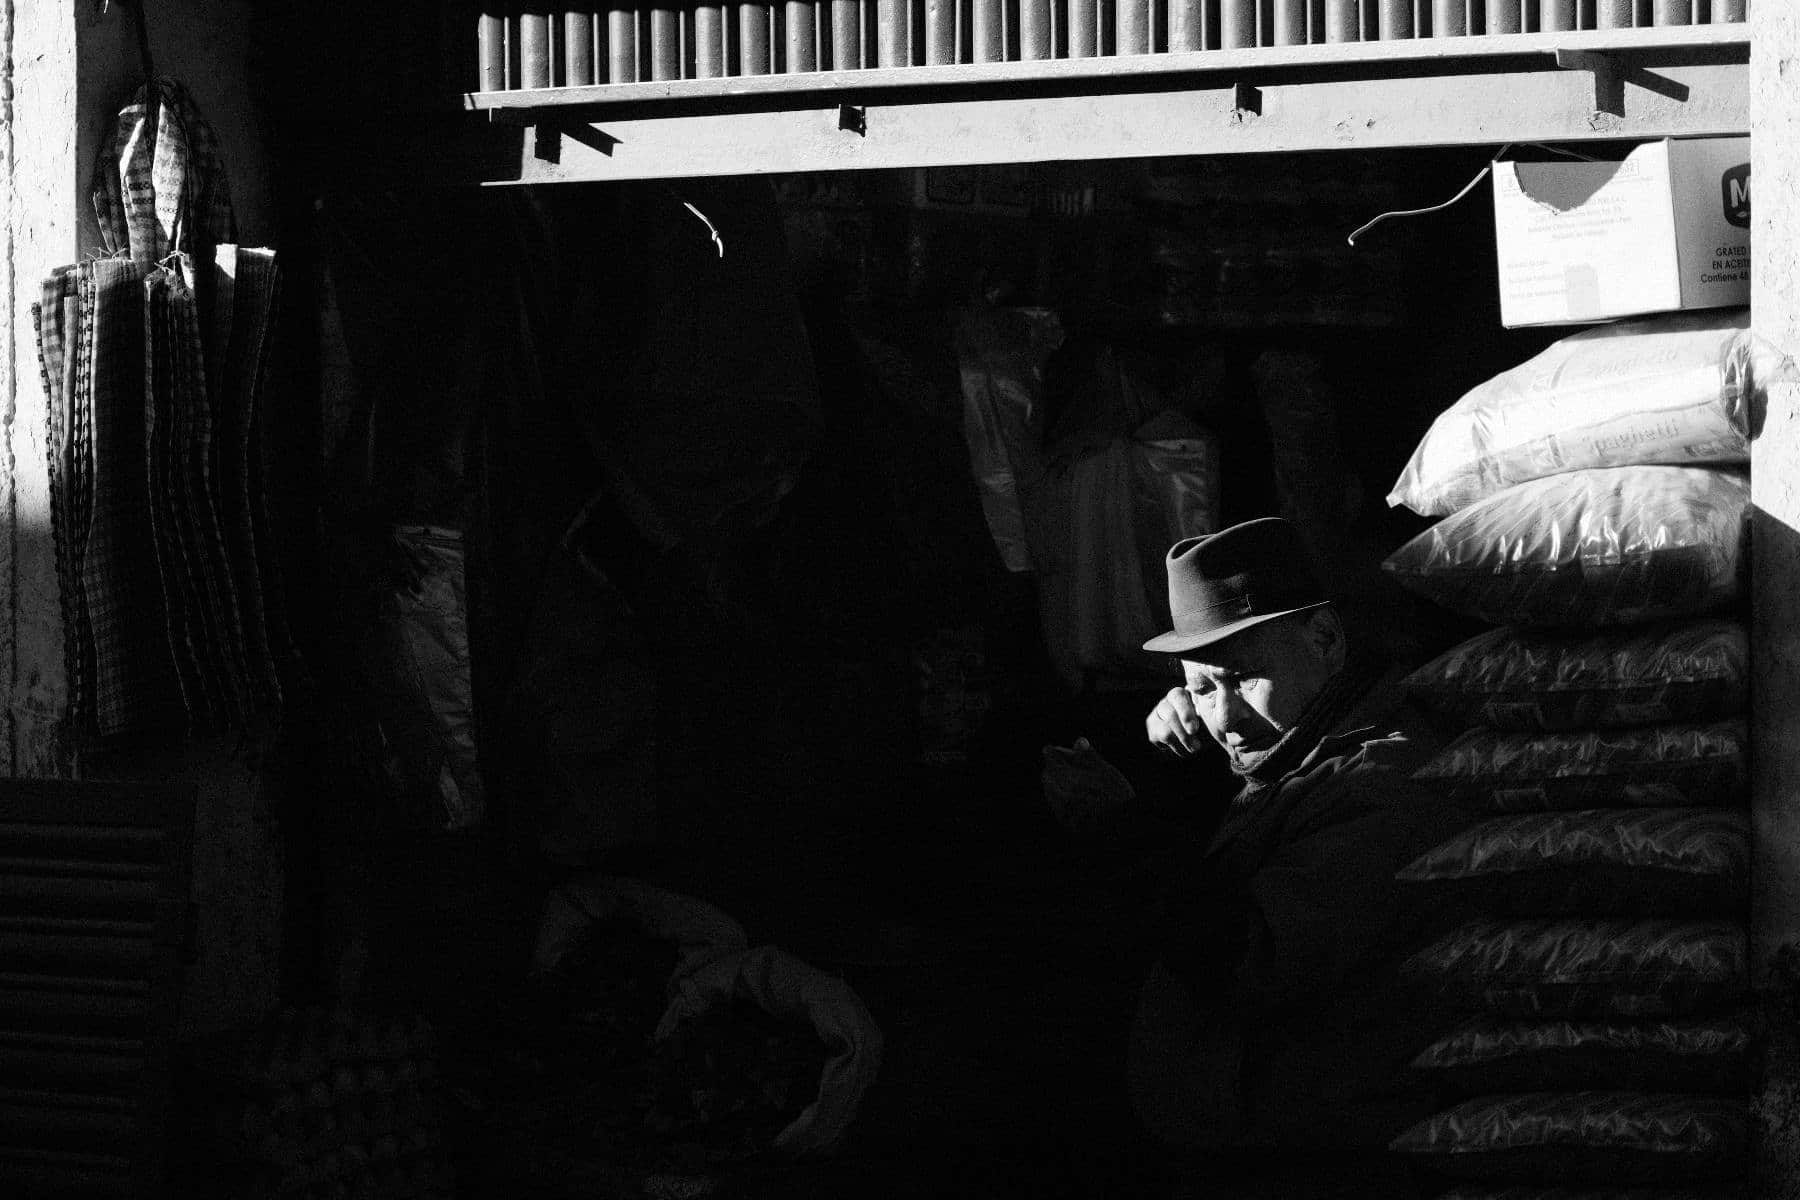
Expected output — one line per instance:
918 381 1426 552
1305 606 1348 673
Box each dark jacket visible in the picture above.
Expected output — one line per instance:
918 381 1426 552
1128 668 1475 1166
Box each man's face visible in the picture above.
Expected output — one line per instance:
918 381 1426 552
1179 613 1340 771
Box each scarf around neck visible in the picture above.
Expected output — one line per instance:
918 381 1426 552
1228 654 1383 804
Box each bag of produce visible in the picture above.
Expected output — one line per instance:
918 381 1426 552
1401 918 1748 1020
1389 310 1760 518
1382 467 1749 628
1397 808 1748 918
654 945 882 1157
1412 1012 1756 1097
527 877 749 1044
1390 1092 1747 1186
1411 719 1747 812
1402 619 1748 732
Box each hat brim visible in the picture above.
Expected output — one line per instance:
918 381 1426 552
1141 600 1332 657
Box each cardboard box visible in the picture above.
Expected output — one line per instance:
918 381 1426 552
1492 137 1750 328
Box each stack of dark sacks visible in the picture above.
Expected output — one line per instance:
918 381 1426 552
1376 311 1768 1199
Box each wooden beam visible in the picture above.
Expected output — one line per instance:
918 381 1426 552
473 58 1747 185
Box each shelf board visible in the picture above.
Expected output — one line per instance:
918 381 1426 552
455 25 1748 184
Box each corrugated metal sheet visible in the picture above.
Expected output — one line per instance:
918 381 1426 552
476 0 1746 89
0 781 195 1200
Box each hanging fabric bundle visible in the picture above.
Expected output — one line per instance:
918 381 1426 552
91 78 236 265
31 74 285 747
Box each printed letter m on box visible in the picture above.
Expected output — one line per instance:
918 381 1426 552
1723 165 1751 229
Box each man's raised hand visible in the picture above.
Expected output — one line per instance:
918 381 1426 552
1146 687 1206 758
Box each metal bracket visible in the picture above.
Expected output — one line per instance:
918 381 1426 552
838 103 868 136
1232 83 1263 121
530 117 620 161
1554 47 1690 118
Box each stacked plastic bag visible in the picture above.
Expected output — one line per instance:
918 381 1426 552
1377 311 1764 1198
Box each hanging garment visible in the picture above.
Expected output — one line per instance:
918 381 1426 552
28 78 282 745
150 261 253 727
209 247 286 712
84 258 181 735
91 78 235 266
33 271 87 732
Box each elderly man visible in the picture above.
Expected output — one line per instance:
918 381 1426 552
1127 517 1470 1198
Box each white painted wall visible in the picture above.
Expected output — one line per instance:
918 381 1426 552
3 1 77 777
1751 0 1800 971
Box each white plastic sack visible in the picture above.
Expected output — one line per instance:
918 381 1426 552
656 945 883 1156
1389 311 1760 517
1382 466 1749 628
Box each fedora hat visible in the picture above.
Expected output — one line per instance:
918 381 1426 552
1142 517 1331 656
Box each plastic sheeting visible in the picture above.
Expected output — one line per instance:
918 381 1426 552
954 308 1062 573
1412 1013 1755 1097
1403 619 1748 732
953 316 1223 690
1033 356 1222 691
1401 918 1749 1020
1389 311 1764 518
1383 467 1750 627
1402 809 1747 884
1390 1092 1748 1186
1413 719 1748 812
1396 808 1748 917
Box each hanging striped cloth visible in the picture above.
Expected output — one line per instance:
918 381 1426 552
31 271 88 733
143 266 213 726
83 257 183 736
91 78 236 266
210 247 286 711
147 261 253 729
30 76 286 745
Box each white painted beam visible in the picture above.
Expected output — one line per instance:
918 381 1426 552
475 58 1747 185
